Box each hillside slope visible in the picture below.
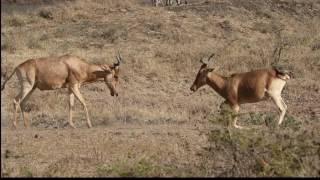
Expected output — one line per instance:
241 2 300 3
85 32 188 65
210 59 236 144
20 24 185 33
1 0 320 177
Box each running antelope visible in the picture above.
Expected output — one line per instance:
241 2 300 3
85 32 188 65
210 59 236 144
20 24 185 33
190 54 291 129
1 53 123 128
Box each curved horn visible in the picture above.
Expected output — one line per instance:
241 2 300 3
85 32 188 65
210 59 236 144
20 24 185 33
114 51 122 67
207 53 215 62
118 51 122 61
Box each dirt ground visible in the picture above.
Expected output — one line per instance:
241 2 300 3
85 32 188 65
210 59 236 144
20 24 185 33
1 123 210 177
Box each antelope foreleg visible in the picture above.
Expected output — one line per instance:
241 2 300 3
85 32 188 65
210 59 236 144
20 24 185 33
68 92 76 128
70 86 92 128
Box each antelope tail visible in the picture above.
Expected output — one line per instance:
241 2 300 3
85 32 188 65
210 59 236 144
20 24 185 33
1 68 17 91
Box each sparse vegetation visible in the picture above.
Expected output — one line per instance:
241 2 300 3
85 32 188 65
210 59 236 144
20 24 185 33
96 158 162 177
203 123 319 176
1 0 320 177
1 38 16 53
20 167 33 177
26 34 43 49
5 15 25 27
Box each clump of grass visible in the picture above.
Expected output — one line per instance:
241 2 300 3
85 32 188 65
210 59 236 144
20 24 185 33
1 38 17 53
96 158 157 177
247 112 265 125
38 9 53 20
27 39 42 49
92 24 128 44
5 15 25 27
27 34 43 49
54 26 66 38
20 167 33 177
208 102 237 128
252 21 284 35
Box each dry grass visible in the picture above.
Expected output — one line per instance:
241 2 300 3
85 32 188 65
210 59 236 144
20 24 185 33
1 0 320 177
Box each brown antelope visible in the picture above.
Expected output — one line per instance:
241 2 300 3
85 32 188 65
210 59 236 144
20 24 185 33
1 53 123 128
190 54 291 129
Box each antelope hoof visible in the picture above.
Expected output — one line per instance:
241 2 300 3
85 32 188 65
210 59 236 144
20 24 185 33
111 92 118 97
69 123 76 129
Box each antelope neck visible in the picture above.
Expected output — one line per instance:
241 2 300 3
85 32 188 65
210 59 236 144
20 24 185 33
86 64 108 82
206 72 228 98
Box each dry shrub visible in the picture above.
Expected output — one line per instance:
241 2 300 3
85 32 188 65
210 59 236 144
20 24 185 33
1 38 17 53
38 9 53 20
27 34 43 49
98 24 129 43
4 14 25 27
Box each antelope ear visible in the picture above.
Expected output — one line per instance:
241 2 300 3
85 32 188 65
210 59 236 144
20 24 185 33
208 68 214 72
109 65 120 71
101 64 111 71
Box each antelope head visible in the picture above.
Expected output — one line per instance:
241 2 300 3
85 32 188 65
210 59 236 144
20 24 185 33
190 53 215 92
102 52 123 97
